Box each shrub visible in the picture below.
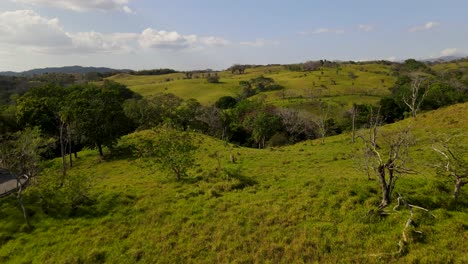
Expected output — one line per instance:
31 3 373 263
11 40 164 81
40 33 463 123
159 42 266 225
120 126 197 180
206 75 220 83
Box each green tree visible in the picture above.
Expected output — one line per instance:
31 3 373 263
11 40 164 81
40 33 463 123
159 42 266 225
175 99 204 131
215 96 237 109
206 75 220 83
67 81 136 156
244 111 281 148
123 93 183 130
0 127 51 226
122 126 197 180
16 84 68 136
250 75 274 91
16 84 71 176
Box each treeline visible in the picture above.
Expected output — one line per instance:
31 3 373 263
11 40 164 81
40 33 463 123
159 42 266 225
129 68 178 76
2 59 467 154
378 59 468 122
0 77 312 157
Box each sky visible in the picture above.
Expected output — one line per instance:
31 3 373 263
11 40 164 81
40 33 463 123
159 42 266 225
0 0 467 72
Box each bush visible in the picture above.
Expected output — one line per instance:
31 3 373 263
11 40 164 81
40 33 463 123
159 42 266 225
120 126 197 180
206 75 220 83
28 171 94 217
268 132 290 147
215 96 237 109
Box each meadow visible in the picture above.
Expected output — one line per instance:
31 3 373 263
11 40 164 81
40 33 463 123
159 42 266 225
0 102 466 263
108 63 395 111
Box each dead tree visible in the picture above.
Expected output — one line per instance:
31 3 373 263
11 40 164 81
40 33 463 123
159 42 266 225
360 126 415 208
368 193 434 258
16 174 30 227
357 107 382 180
315 102 330 144
432 134 467 199
393 194 435 254
402 77 430 119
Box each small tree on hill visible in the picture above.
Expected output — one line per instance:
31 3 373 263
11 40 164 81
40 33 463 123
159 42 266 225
402 77 430 118
124 126 197 180
243 111 281 149
206 75 220 83
0 127 51 226
359 126 415 208
314 102 331 144
432 134 467 200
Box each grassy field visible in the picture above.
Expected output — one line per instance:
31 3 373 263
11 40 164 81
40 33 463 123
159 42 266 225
108 64 396 107
107 63 397 127
1 103 466 263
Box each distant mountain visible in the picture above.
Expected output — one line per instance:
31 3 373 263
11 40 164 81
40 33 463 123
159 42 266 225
0 66 132 77
422 56 466 63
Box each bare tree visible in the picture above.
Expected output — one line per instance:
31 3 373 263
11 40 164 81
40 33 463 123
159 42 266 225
314 102 330 144
276 108 317 142
432 134 467 199
358 107 382 180
359 126 415 208
198 106 224 139
402 77 430 118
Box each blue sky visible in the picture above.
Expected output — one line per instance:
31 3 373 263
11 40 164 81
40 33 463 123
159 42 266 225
0 0 467 71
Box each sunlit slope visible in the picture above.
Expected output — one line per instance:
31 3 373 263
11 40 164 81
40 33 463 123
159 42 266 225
108 63 396 106
1 103 466 263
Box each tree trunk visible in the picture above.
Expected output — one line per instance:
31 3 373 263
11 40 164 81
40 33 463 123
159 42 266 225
68 126 73 168
454 177 462 199
17 177 30 228
97 143 103 157
378 165 391 208
59 122 67 178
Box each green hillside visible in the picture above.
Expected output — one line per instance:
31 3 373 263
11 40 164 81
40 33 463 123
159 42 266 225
1 103 466 263
108 63 396 107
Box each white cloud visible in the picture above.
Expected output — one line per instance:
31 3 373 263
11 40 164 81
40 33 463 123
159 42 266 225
122 6 133 14
199 36 230 46
139 28 229 50
0 10 71 47
440 48 465 57
358 24 373 32
409 21 440 32
66 32 138 53
312 28 345 34
0 10 229 54
138 28 197 49
0 10 136 54
240 38 279 47
11 0 133 13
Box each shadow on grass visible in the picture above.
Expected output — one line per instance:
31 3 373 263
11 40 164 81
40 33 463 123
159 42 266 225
223 167 258 190
22 191 137 220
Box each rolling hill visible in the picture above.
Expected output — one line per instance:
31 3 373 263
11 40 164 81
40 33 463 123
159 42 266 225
0 66 131 77
0 103 466 263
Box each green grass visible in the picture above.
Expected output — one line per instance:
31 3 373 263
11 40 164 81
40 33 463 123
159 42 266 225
107 64 396 108
1 103 467 263
431 61 468 72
